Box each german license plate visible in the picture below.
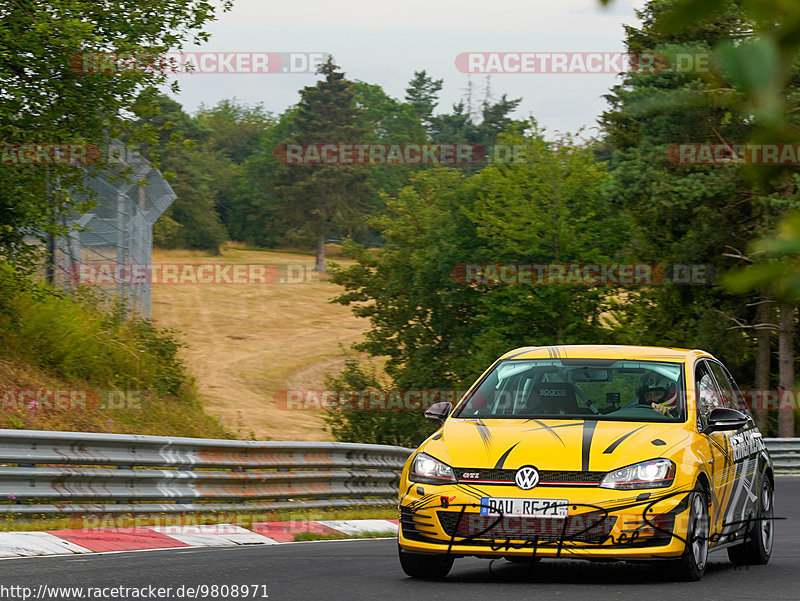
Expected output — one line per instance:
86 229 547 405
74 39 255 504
480 497 568 518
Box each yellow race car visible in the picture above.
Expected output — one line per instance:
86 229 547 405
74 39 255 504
398 345 774 581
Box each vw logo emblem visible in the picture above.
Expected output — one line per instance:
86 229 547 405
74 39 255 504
515 466 540 490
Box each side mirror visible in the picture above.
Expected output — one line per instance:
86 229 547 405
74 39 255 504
702 407 748 434
424 401 453 424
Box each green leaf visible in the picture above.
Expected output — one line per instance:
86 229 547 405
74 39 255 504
715 37 780 96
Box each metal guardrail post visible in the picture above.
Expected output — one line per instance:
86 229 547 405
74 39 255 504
0 429 413 514
0 431 795 516
764 438 800 474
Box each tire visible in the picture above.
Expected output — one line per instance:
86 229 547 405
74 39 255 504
669 485 710 582
398 546 454 579
727 474 774 566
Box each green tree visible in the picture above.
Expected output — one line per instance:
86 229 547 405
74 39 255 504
599 0 766 383
329 126 621 443
331 167 482 389
195 99 276 240
405 70 443 130
601 0 800 436
274 57 372 272
0 0 231 270
139 95 230 253
352 80 428 238
323 356 434 447
466 123 625 357
229 109 298 247
195 99 274 164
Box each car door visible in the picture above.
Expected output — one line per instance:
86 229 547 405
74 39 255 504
693 359 735 542
706 360 764 541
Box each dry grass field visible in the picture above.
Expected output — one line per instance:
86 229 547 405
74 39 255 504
149 244 372 441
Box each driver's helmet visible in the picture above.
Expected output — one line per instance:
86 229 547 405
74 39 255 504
637 373 678 407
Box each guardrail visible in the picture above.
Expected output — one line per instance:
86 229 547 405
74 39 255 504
764 438 800 474
0 429 412 514
0 431 795 515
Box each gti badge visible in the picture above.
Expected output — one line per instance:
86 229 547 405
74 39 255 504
515 466 540 490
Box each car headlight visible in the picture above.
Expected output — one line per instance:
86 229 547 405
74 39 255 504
409 452 456 484
600 459 675 489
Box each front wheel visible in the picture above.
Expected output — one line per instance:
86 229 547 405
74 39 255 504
398 546 454 579
727 475 774 566
669 486 709 581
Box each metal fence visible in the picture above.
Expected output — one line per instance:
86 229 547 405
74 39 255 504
51 141 175 317
763 438 800 474
0 430 411 514
0 431 796 515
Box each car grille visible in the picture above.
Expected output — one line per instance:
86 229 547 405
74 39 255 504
455 468 605 486
437 511 616 543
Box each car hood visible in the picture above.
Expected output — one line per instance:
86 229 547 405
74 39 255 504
421 418 690 472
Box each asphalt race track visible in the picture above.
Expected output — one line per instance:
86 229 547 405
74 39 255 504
1 477 798 601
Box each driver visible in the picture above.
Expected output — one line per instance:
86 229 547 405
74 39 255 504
640 385 677 416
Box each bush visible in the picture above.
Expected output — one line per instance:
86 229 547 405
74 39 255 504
324 357 433 448
0 263 188 396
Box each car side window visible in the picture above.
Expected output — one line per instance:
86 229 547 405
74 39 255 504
721 363 752 416
707 362 736 410
695 361 723 430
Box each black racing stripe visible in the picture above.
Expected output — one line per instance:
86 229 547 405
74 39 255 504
505 347 547 360
526 419 568 447
399 483 416 506
474 419 492 449
603 426 646 454
705 438 719 512
523 420 581 447
412 493 437 506
581 420 597 472
525 422 583 429
723 431 731 466
588 488 691 515
457 484 487 501
494 442 520 469
409 493 439 510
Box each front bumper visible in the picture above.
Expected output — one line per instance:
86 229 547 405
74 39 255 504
398 483 694 559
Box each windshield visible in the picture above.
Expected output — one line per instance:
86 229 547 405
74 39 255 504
453 358 686 422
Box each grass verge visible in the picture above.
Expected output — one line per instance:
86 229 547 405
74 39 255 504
0 262 228 438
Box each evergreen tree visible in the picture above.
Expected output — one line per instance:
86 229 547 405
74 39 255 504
600 0 765 383
404 70 443 130
274 58 371 272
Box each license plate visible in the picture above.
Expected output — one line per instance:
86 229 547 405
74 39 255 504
480 497 568 518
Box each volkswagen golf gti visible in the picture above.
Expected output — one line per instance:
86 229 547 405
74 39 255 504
397 345 774 581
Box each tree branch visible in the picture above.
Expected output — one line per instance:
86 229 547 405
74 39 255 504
713 309 779 331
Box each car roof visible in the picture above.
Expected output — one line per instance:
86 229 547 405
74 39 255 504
499 344 714 363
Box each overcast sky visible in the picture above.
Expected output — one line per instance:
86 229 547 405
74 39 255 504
167 0 648 136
